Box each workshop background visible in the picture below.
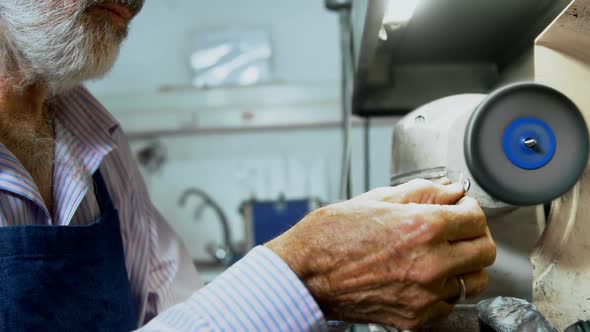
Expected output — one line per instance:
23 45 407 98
87 1 394 276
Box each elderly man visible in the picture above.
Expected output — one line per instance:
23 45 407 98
0 0 495 331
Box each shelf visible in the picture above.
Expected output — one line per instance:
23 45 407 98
350 0 572 116
95 83 340 113
92 83 355 138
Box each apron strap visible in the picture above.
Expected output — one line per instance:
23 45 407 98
93 169 114 213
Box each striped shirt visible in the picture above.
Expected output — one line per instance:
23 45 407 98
0 86 329 331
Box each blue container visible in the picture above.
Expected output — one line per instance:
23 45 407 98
242 198 319 247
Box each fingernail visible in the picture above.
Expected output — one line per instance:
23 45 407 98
437 177 452 185
447 182 463 192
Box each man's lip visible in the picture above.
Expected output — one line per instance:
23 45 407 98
93 2 134 21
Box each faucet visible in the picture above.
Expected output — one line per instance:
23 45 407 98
178 188 235 266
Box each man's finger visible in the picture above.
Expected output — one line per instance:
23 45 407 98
440 196 488 241
443 234 496 277
354 179 465 205
399 180 464 205
433 177 452 185
439 270 489 301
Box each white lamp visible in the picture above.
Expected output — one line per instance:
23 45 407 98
379 0 419 40
382 0 419 24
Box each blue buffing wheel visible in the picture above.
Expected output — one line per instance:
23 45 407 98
502 117 556 170
465 83 589 206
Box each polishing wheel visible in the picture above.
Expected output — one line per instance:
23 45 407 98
464 83 590 206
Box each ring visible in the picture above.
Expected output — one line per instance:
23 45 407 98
449 276 466 305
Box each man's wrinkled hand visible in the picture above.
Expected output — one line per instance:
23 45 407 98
266 179 496 330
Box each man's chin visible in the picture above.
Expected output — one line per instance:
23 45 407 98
47 21 125 94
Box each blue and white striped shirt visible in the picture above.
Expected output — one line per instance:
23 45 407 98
0 86 328 331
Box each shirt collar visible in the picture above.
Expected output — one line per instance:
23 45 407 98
51 85 120 155
0 85 121 223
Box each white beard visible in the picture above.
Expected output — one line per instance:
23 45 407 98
0 0 140 94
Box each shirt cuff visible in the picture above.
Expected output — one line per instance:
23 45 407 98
186 246 328 332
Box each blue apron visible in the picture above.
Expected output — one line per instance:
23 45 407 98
0 170 138 331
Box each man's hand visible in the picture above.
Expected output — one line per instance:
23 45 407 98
266 179 496 330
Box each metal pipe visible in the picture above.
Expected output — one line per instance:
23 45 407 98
338 7 354 200
364 118 371 192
